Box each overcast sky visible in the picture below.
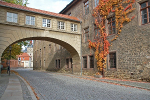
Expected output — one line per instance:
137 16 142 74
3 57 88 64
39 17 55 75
27 0 72 13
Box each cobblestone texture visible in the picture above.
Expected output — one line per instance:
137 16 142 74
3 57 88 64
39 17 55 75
18 76 33 100
0 74 9 99
16 70 150 100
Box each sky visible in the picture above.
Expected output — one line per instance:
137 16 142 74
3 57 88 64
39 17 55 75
27 0 72 13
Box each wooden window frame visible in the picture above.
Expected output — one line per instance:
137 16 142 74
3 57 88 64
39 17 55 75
140 1 150 24
42 18 51 27
89 55 94 68
66 58 69 68
95 0 99 7
56 59 61 68
94 24 100 39
71 23 77 31
108 52 117 70
107 17 116 35
7 12 18 23
58 21 65 30
84 0 89 15
83 27 89 43
83 56 87 68
26 15 35 25
66 58 73 68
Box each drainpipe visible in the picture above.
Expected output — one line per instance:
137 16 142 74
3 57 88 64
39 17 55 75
80 21 82 76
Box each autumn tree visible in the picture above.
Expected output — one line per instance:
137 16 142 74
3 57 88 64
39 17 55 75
1 41 29 60
88 0 135 76
2 0 29 6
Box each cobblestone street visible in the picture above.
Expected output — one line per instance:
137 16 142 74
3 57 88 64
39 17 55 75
15 69 150 100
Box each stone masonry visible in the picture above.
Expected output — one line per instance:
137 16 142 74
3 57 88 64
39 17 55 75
34 0 150 81
0 1 82 74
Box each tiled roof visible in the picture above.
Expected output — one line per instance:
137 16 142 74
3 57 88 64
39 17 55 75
0 1 80 22
18 53 30 57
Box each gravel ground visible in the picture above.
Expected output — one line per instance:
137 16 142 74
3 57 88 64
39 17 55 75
16 70 150 100
0 74 9 98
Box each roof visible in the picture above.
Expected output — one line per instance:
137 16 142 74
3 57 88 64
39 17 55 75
59 0 79 14
0 1 80 22
18 53 30 57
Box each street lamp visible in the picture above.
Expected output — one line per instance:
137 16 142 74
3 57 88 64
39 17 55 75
7 46 12 76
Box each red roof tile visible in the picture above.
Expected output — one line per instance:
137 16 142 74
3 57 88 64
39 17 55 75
18 53 30 57
0 1 80 22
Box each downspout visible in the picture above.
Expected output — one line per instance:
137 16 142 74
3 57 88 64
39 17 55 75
80 21 82 76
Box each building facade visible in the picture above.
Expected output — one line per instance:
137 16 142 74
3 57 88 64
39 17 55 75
18 53 30 68
27 42 34 68
34 0 150 81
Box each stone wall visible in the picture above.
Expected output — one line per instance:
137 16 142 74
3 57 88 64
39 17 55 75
33 0 150 81
105 1 150 81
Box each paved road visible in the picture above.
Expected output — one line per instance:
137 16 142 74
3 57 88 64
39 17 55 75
15 69 150 100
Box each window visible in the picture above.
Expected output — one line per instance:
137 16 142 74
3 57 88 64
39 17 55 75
40 60 41 66
68 12 71 16
58 21 65 29
66 58 73 68
94 24 100 38
83 27 89 42
70 58 73 68
140 1 150 24
56 59 60 68
43 18 51 27
95 0 99 7
83 56 87 68
26 15 35 25
44 59 45 67
108 17 115 35
71 23 77 31
66 58 69 68
89 55 94 68
7 12 18 23
84 0 89 15
58 59 60 68
55 60 57 68
109 52 116 68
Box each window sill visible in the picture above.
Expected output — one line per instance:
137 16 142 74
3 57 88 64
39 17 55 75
108 33 116 36
6 21 19 25
108 68 117 71
82 68 94 70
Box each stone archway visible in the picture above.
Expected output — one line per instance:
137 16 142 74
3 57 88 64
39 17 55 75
0 24 81 74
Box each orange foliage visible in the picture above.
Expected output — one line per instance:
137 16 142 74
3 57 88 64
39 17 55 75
89 0 135 74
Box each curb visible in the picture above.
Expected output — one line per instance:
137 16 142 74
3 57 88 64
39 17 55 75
17 75 37 100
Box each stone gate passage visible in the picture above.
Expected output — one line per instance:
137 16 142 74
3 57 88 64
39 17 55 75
0 1 82 74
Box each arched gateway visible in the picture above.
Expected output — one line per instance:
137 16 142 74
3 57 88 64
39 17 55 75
0 1 82 74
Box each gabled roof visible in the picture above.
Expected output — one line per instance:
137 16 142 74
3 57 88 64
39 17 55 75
0 1 80 22
59 0 79 14
18 53 30 57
